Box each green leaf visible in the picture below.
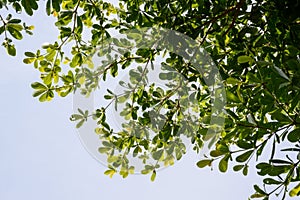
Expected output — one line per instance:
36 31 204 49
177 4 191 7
25 51 36 57
107 155 118 163
76 119 84 128
237 55 252 64
33 89 46 97
210 150 225 157
52 0 61 12
236 150 253 163
102 141 111 147
23 57 35 64
12 3 22 13
196 159 212 168
43 73 53 85
246 72 261 83
226 91 240 103
98 147 111 154
46 0 51 15
70 114 83 121
6 44 16 56
31 82 47 90
256 141 267 159
38 92 48 102
133 146 142 157
29 0 38 10
263 178 281 185
237 140 253 149
216 144 229 153
110 62 118 77
70 53 82 67
254 185 266 195
104 95 113 100
287 128 300 143
218 155 229 173
128 166 135 174
150 170 156 182
141 169 151 175
45 49 56 61
104 169 116 178
152 149 163 160
8 19 21 24
8 23 23 31
270 110 291 123
0 26 5 35
242 165 248 176
21 0 33 16
131 108 137 120
226 77 241 85
233 165 244 172
250 193 267 198
127 32 142 40
175 147 183 160
289 183 300 197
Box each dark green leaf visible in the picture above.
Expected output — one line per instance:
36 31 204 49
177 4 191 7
254 185 266 195
242 165 248 176
31 82 47 90
287 128 300 143
236 150 253 163
210 150 224 157
263 178 281 185
233 165 244 172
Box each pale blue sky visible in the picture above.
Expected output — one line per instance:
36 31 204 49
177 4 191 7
0 2 288 200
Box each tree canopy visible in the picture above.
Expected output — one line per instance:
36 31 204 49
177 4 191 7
1 0 300 199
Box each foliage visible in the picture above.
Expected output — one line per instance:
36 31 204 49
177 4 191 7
1 0 300 199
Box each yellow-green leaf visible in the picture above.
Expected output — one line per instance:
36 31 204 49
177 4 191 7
237 55 252 64
289 183 300 197
150 170 156 182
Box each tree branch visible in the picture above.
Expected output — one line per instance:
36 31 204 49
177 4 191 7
223 0 245 36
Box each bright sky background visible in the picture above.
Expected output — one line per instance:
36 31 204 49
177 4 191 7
0 2 292 200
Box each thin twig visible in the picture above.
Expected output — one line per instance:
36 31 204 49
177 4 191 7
223 0 245 36
0 14 8 39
